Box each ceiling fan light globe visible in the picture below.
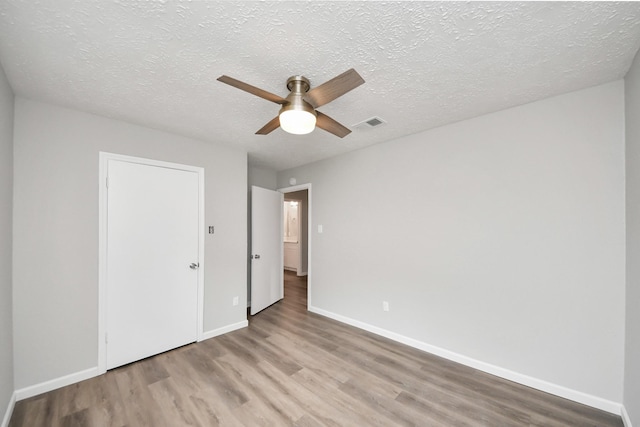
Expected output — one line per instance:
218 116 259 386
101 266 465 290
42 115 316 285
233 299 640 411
279 109 317 135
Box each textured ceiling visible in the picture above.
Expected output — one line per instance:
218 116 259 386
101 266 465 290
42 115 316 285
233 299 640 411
0 1 639 171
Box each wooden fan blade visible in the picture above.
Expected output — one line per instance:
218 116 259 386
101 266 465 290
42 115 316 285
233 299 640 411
256 116 281 135
305 69 365 108
315 111 351 138
217 75 287 105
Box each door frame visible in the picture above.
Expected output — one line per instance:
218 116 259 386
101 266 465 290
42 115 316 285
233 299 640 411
278 183 312 309
98 152 205 374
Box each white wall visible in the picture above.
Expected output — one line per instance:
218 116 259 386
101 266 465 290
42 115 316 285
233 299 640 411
625 49 640 426
248 166 277 190
278 81 626 407
0 62 15 424
12 98 247 390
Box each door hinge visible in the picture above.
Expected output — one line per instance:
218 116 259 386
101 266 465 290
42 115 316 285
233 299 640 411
106 177 109 188
105 333 108 344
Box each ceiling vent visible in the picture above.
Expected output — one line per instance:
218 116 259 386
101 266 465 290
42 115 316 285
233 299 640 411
353 116 386 130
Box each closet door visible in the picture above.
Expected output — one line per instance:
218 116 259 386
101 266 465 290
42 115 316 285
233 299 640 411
106 158 200 369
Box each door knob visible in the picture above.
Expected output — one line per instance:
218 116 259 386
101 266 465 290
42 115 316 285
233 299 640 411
189 262 199 270
254 254 261 259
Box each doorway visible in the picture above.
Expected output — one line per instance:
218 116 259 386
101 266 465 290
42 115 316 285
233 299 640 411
279 184 311 308
283 197 305 276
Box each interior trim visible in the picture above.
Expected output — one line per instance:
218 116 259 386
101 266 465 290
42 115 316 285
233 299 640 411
1 392 15 427
622 405 633 427
199 320 249 342
14 367 100 401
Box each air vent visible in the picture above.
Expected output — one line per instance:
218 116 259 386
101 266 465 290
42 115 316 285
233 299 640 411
353 116 386 130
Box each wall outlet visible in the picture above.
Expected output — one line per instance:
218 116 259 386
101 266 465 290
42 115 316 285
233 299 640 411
233 296 239 306
383 301 389 312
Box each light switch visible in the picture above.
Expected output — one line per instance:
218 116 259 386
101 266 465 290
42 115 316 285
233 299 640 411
318 224 323 234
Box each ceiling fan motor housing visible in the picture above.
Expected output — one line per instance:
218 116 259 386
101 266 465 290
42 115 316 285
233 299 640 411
286 75 310 92
280 75 316 118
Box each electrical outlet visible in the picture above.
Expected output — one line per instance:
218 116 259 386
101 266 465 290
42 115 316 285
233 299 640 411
383 301 389 312
233 296 239 306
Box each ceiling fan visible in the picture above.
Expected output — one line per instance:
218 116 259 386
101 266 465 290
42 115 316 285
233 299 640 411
217 69 365 138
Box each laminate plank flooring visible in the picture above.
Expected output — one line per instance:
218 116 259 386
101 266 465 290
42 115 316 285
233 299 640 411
10 271 623 426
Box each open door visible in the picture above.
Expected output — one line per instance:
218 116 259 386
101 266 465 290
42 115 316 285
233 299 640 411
250 186 283 315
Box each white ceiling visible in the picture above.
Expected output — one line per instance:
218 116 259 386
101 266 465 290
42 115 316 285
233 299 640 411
0 1 639 171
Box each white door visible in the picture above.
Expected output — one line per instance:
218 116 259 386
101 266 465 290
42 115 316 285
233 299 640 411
106 159 200 369
251 186 283 315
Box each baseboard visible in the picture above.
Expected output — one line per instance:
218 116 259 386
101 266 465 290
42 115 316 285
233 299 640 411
296 271 308 277
199 320 248 341
1 391 16 427
15 367 100 401
12 321 248 402
309 306 622 415
622 405 633 427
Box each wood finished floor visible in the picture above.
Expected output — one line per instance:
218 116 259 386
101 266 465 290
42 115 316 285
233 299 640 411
10 271 623 426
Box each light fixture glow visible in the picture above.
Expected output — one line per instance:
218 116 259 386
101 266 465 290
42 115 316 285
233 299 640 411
279 76 317 135
279 109 316 135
